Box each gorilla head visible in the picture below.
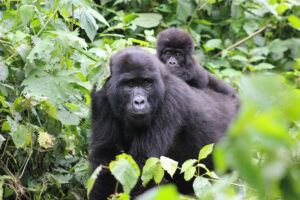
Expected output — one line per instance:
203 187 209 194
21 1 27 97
156 28 209 87
89 47 239 200
156 28 239 99
157 28 195 68
105 48 165 127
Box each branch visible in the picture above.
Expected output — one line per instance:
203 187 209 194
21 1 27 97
212 24 271 58
37 7 59 37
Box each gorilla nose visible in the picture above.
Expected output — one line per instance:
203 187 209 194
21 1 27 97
133 96 145 108
168 60 176 66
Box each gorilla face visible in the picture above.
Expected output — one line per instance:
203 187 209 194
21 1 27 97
160 48 185 68
105 48 166 127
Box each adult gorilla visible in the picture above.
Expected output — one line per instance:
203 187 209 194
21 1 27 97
157 28 238 98
89 47 238 199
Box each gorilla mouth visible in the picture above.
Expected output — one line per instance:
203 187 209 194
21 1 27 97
130 113 148 119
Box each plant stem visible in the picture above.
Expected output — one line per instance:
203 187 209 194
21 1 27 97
37 7 59 37
212 24 271 58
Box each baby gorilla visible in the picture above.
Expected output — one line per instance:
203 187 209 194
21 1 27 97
156 28 238 98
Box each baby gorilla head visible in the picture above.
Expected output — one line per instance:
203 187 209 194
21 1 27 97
156 28 194 69
106 47 165 127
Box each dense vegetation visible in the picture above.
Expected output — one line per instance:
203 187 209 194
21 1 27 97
0 0 299 199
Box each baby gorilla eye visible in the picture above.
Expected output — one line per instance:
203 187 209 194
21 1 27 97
176 52 183 57
164 50 172 57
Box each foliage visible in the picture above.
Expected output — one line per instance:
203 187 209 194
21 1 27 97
0 0 299 199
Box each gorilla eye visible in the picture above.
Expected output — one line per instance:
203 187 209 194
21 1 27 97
176 52 183 57
127 80 135 87
165 51 171 56
142 79 152 86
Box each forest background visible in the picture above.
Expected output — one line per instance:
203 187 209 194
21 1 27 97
0 0 300 199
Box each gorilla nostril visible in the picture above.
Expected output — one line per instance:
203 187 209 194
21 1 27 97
134 98 145 105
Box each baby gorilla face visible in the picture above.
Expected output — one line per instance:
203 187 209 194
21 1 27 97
161 48 185 68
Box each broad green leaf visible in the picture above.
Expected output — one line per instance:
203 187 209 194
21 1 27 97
136 185 179 200
198 144 214 161
19 5 35 26
243 19 260 35
57 110 79 125
204 0 216 3
22 69 80 105
0 134 5 149
75 8 98 41
7 117 32 149
184 166 196 181
141 157 160 187
177 0 192 22
42 101 58 119
160 156 178 178
128 38 149 46
193 176 211 197
109 154 140 194
205 39 222 49
0 179 3 199
88 7 109 27
276 4 289 15
288 15 300 29
132 13 162 28
38 131 54 148
27 39 53 63
180 159 197 173
153 164 164 184
250 56 265 63
255 63 276 70
231 55 248 62
87 165 102 196
0 64 8 81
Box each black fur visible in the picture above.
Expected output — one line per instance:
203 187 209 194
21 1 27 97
157 28 238 98
89 47 238 199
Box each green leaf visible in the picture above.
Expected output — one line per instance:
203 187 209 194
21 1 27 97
243 19 260 35
198 144 214 161
153 164 164 184
87 165 102 196
19 5 35 26
197 163 213 177
109 154 140 194
180 159 197 173
0 64 8 81
193 176 211 197
132 13 162 28
7 117 32 148
231 55 248 62
160 156 178 178
136 185 179 200
57 110 79 125
204 0 216 3
255 63 276 70
177 0 192 22
0 134 5 149
87 7 109 27
42 101 58 119
204 39 222 51
38 131 54 148
276 4 289 15
288 15 300 29
141 157 160 187
75 8 98 41
22 69 80 105
184 166 196 181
